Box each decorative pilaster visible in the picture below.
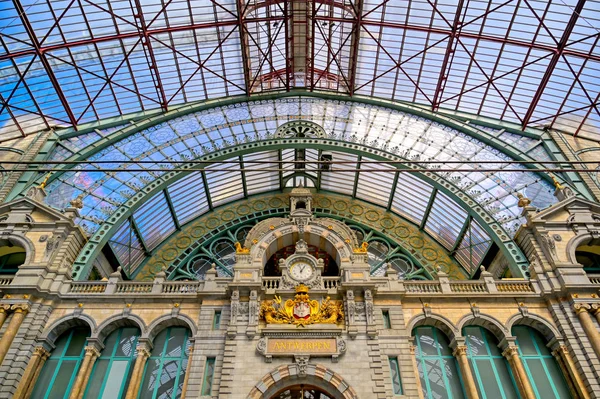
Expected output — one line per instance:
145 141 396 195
452 345 480 399
69 345 101 399
124 342 152 399
409 344 425 399
180 344 194 398
0 303 29 364
551 344 591 399
0 305 10 329
12 345 50 399
573 303 600 357
501 345 535 399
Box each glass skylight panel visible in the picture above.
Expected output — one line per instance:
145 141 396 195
108 219 146 275
244 152 280 196
391 173 434 224
167 172 210 225
133 191 177 251
355 159 395 208
455 219 492 275
425 191 469 250
320 152 357 196
205 161 244 207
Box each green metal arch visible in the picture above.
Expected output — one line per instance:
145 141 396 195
14 91 567 199
70 137 529 280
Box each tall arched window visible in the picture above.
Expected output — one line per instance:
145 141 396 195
138 327 191 399
30 327 90 399
464 326 519 399
83 327 140 399
413 326 465 399
513 326 571 398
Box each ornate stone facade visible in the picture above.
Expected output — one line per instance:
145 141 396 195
0 189 598 399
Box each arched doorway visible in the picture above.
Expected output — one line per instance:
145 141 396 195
248 364 358 399
270 384 334 399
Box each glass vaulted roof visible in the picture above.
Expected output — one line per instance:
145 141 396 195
1 0 600 142
41 97 557 275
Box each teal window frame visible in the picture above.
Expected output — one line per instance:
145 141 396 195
83 327 140 399
464 326 520 399
382 310 392 329
513 326 572 399
414 326 466 399
388 356 403 395
30 327 90 399
138 327 190 399
201 357 216 396
213 311 221 330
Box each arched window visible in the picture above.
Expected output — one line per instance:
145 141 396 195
413 326 465 399
464 326 519 399
0 244 26 274
512 326 571 398
84 327 140 399
30 327 90 399
138 327 191 399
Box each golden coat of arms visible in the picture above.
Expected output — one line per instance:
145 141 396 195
260 284 344 327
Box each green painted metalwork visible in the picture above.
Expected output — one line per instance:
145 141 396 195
512 326 571 399
30 327 90 399
69 138 526 281
388 356 403 395
134 193 465 281
414 326 466 399
83 327 140 399
138 327 190 399
464 326 519 399
13 91 573 202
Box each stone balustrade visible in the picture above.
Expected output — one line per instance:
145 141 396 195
0 273 583 298
0 275 14 287
588 274 600 285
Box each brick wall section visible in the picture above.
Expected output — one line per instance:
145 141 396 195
548 299 600 399
0 302 53 398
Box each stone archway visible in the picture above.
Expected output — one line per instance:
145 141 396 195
248 364 358 399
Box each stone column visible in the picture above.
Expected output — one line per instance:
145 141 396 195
502 345 535 399
452 345 480 399
592 304 600 324
180 345 194 398
69 345 101 399
124 342 152 399
552 344 591 399
12 345 51 399
574 303 600 358
0 305 10 330
0 304 29 364
409 343 425 399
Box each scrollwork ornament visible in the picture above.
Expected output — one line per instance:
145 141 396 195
11 303 30 313
294 355 310 377
336 338 347 354
256 338 267 355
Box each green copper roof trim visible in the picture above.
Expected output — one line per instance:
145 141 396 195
70 137 529 281
12 90 573 201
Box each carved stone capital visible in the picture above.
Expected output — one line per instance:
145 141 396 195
573 303 591 314
551 344 569 358
502 345 519 359
452 345 468 357
84 346 101 358
33 346 51 360
10 303 30 313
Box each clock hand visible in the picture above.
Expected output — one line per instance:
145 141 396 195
300 265 305 273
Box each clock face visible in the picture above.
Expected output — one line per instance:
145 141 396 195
289 261 314 281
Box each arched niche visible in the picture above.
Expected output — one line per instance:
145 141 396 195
244 218 359 272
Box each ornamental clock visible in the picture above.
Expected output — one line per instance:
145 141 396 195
279 240 324 288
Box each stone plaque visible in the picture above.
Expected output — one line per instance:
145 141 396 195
257 337 346 362
268 338 337 354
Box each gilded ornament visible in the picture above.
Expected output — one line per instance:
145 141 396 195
353 242 368 254
260 284 344 327
235 242 250 254
516 193 531 208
